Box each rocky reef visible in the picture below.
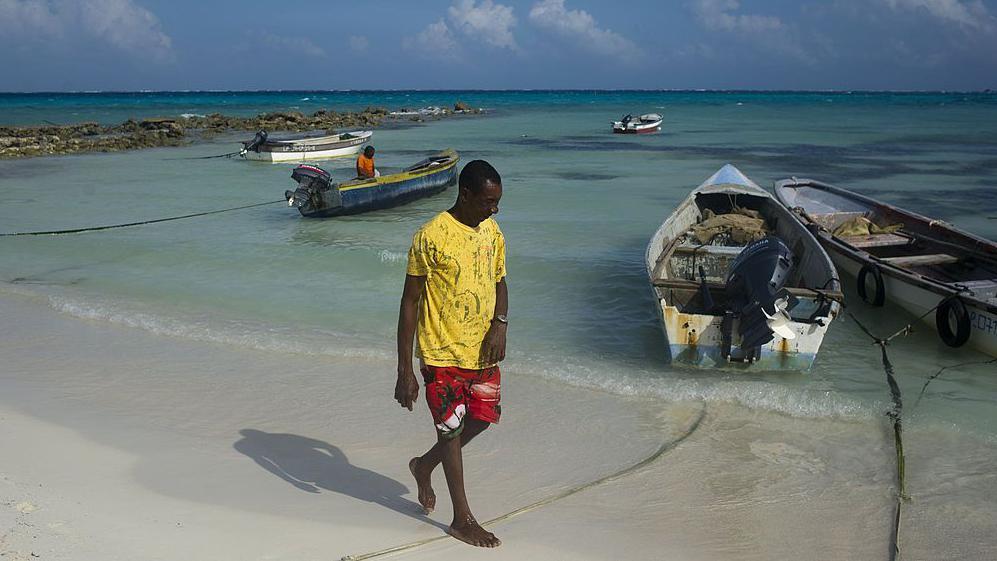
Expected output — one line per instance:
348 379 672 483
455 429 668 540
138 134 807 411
0 103 481 159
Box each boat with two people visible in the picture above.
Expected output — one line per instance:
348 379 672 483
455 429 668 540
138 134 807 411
284 149 459 218
240 130 372 162
775 177 997 357
612 113 662 134
646 164 842 370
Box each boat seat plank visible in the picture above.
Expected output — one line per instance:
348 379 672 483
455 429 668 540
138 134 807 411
880 253 960 267
652 278 843 301
672 244 744 256
839 233 912 248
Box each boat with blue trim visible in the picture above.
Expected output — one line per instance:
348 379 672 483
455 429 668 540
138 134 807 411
646 164 842 370
775 176 997 357
284 149 458 217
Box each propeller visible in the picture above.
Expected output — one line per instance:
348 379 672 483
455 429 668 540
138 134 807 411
763 296 796 340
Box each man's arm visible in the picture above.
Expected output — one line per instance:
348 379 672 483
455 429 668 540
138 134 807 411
395 274 426 411
481 278 508 365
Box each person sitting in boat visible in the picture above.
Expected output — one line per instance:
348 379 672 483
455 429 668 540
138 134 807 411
356 145 379 179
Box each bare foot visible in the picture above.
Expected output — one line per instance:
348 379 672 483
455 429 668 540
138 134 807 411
448 515 501 548
409 457 435 514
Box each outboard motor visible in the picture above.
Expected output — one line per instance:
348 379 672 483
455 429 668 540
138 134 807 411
285 164 333 211
723 236 799 362
240 130 268 155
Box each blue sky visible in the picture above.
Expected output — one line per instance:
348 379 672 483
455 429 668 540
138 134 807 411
1 0 995 91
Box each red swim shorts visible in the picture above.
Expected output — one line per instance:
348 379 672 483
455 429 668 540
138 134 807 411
421 364 501 439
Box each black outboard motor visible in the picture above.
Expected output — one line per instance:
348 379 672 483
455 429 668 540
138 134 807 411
723 236 799 362
285 164 333 211
241 130 268 154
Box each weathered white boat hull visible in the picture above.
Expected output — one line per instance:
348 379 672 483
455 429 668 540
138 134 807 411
656 301 827 370
647 164 841 371
243 142 366 162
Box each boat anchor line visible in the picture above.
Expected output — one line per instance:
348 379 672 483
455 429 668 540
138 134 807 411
163 150 243 161
340 403 708 561
0 200 285 237
846 289 980 561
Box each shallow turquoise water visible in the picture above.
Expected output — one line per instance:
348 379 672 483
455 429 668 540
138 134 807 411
1 91 996 437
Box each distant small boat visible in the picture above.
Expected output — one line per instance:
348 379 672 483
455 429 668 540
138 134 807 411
240 130 372 162
612 113 662 134
775 177 997 357
646 164 842 370
284 149 458 218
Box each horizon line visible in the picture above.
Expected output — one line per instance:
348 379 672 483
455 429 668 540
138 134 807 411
1 88 995 95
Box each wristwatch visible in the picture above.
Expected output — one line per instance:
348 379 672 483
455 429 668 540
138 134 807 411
492 314 508 324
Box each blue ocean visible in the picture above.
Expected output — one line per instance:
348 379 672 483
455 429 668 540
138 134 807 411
1 91 996 555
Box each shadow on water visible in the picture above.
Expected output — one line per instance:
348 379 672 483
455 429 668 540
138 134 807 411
233 429 444 530
865 186 997 222
504 136 997 183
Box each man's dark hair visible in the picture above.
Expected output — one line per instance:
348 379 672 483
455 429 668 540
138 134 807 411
459 160 501 194
364 145 375 156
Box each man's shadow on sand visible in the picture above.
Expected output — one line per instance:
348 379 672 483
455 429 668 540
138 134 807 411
234 429 444 529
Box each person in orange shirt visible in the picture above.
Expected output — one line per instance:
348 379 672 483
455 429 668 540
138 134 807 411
356 145 376 179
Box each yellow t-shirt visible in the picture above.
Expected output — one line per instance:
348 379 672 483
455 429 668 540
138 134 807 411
406 211 506 369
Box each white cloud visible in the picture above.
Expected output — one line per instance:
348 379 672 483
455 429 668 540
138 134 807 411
691 0 784 33
0 0 61 36
447 0 518 50
262 33 325 58
0 0 173 62
528 0 642 62
349 35 369 53
883 0 997 33
403 19 462 61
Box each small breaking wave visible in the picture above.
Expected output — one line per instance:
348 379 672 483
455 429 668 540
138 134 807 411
46 292 392 362
505 353 879 421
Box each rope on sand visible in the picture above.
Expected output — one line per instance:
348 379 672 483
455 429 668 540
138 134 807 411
341 403 708 561
0 200 284 237
846 293 977 561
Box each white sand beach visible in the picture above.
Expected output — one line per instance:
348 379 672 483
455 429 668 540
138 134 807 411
2 290 995 561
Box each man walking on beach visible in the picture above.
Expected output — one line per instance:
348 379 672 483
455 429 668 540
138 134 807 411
395 160 507 548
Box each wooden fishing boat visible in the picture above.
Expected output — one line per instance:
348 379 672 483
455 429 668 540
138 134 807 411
612 113 662 134
646 164 842 370
240 130 372 162
284 149 458 217
774 177 997 357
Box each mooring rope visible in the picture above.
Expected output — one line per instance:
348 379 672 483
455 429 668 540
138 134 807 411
341 403 707 561
913 357 997 410
848 312 908 561
163 150 244 161
0 199 285 237
847 288 978 561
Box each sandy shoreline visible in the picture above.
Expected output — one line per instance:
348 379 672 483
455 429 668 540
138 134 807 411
2 291 994 560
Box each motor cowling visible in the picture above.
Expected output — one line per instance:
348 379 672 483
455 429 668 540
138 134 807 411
725 236 799 353
286 164 332 209
242 130 268 153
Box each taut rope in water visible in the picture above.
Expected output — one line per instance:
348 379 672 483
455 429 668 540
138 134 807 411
341 403 707 561
163 150 244 161
0 200 285 237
